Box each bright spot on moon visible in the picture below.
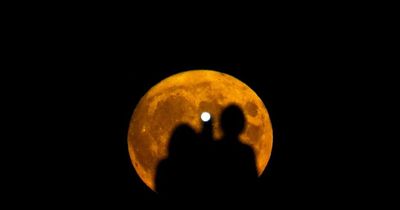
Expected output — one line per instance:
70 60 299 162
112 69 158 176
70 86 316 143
201 112 211 122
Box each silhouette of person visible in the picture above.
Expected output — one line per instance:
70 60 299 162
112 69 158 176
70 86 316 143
155 124 199 200
216 104 258 200
155 106 258 205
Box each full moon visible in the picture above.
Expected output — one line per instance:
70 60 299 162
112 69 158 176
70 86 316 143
128 70 273 191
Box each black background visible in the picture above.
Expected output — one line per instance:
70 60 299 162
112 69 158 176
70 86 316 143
8 5 392 208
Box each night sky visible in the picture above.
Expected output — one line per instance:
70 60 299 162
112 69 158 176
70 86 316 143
45 57 366 207
10 7 389 208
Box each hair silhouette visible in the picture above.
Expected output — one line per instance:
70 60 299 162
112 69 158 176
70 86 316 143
220 104 246 138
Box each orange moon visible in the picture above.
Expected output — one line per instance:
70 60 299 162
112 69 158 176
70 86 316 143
128 70 273 191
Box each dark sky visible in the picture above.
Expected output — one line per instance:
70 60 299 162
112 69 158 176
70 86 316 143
38 56 365 207
9 7 390 208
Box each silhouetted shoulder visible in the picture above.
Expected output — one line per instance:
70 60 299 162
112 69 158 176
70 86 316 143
155 159 171 194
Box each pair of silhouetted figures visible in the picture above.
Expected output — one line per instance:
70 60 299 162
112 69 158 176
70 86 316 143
156 105 258 205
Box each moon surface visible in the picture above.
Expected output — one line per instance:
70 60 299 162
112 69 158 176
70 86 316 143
128 70 273 191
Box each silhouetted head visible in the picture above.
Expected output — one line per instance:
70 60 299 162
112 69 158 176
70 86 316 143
168 124 197 157
220 104 246 138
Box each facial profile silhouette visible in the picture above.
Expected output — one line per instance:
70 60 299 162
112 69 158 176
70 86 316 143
220 104 246 138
